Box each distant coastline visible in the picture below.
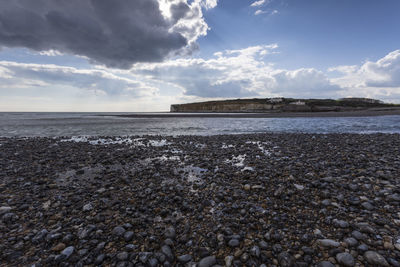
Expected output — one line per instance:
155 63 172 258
169 97 400 114
113 107 400 118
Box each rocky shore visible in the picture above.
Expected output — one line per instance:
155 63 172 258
1 133 400 266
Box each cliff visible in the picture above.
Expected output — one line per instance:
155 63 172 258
170 97 394 113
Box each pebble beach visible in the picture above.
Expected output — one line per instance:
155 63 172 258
1 133 400 266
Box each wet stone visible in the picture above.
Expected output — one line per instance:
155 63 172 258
198 256 216 267
344 237 358 247
364 251 389 266
317 239 340 248
336 252 355 267
177 254 192 263
228 239 240 247
113 226 126 236
124 231 134 242
278 251 295 267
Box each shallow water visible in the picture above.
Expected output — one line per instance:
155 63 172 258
1 112 400 137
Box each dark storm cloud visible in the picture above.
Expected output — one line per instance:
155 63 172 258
0 0 192 68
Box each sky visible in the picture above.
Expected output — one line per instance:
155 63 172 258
1 0 400 111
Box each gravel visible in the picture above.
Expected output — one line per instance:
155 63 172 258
0 133 399 265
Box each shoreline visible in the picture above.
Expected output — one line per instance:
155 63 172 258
1 133 399 266
110 108 400 118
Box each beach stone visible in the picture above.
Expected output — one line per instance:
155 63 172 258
198 256 216 267
317 239 340 248
333 219 349 228
113 226 126 236
344 237 358 247
316 261 335 267
228 239 240 247
0 206 12 215
124 231 134 242
336 252 355 266
164 227 176 239
357 244 368 253
351 231 365 240
225 255 234 267
95 254 105 264
387 258 400 267
82 203 93 211
117 252 129 261
161 245 174 262
52 243 66 252
250 245 260 258
294 184 304 190
148 258 158 267
177 254 192 263
364 251 389 266
278 252 295 267
61 246 74 259
361 202 374 210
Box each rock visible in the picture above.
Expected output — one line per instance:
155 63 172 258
278 252 295 267
357 244 369 253
124 231 134 242
259 240 268 249
82 203 93 211
333 219 349 228
164 227 176 239
95 254 105 264
228 239 240 247
317 239 340 248
294 184 304 190
225 255 234 267
148 258 159 267
316 261 335 267
112 226 126 236
336 252 355 266
0 206 12 215
32 229 48 244
351 231 365 240
387 258 400 267
52 243 66 252
343 237 358 247
61 246 74 259
161 245 174 262
361 202 374 210
117 252 129 261
364 251 389 266
250 246 260 258
177 254 192 263
198 256 216 267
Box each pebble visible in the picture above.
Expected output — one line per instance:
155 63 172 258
316 262 335 267
364 251 389 266
278 251 295 267
177 254 192 263
61 246 74 259
82 203 93 211
336 252 355 266
317 239 340 248
112 226 126 236
228 239 240 247
1 134 399 266
198 256 216 267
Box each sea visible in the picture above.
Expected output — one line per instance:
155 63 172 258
1 112 400 137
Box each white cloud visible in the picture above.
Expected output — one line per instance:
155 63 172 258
251 0 267 7
0 61 157 97
131 44 341 98
329 50 400 102
201 0 218 9
255 10 267 16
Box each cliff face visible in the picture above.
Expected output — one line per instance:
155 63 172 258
170 98 392 113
